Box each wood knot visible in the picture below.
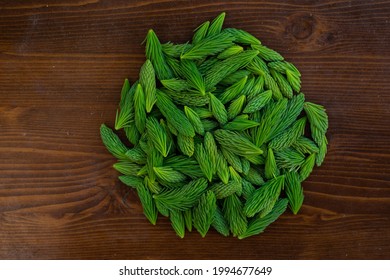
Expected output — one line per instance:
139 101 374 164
287 13 316 40
317 32 336 45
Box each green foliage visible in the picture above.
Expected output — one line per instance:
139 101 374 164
243 175 284 217
180 59 206 95
227 95 247 120
113 161 141 176
268 117 307 151
224 117 259 131
100 124 128 160
119 175 144 189
220 70 251 86
219 76 247 104
184 106 205 136
193 191 217 237
133 84 147 133
285 172 304 214
215 129 263 156
115 79 135 130
146 142 163 182
210 180 242 199
252 44 284 61
145 29 173 80
144 175 162 194
140 60 157 113
223 194 247 237
241 157 251 175
264 72 283 100
275 147 306 171
299 153 316 181
212 207 230 236
244 167 264 186
229 166 242 188
155 89 195 137
204 132 218 172
177 133 195 157
194 143 214 182
101 12 329 239
247 55 269 76
207 12 226 37
164 155 203 179
183 208 193 232
136 182 158 225
124 124 140 145
243 89 272 114
192 21 210 44
275 93 305 135
304 102 329 134
252 99 288 147
146 117 170 157
216 151 230 184
242 179 256 200
247 75 265 101
316 135 328 166
209 92 228 125
204 50 259 89
192 107 213 119
162 43 192 58
153 178 208 211
181 32 234 60
217 45 243 59
268 61 301 77
155 198 170 217
286 68 301 92
224 27 261 45
198 57 219 75
221 147 243 173
265 147 280 179
201 119 219 132
170 209 185 238
293 136 320 154
238 199 288 239
304 102 329 147
161 78 189 92
165 90 210 107
270 68 293 99
153 166 186 183
125 145 146 164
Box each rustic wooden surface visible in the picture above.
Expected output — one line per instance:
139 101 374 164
0 0 389 260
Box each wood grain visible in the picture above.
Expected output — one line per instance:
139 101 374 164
0 0 389 259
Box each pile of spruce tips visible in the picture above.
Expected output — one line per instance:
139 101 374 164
100 12 329 239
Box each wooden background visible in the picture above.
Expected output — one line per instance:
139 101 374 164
0 0 389 260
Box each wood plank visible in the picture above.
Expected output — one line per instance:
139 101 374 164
0 0 389 259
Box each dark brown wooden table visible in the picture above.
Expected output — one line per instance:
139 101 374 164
1 0 389 260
